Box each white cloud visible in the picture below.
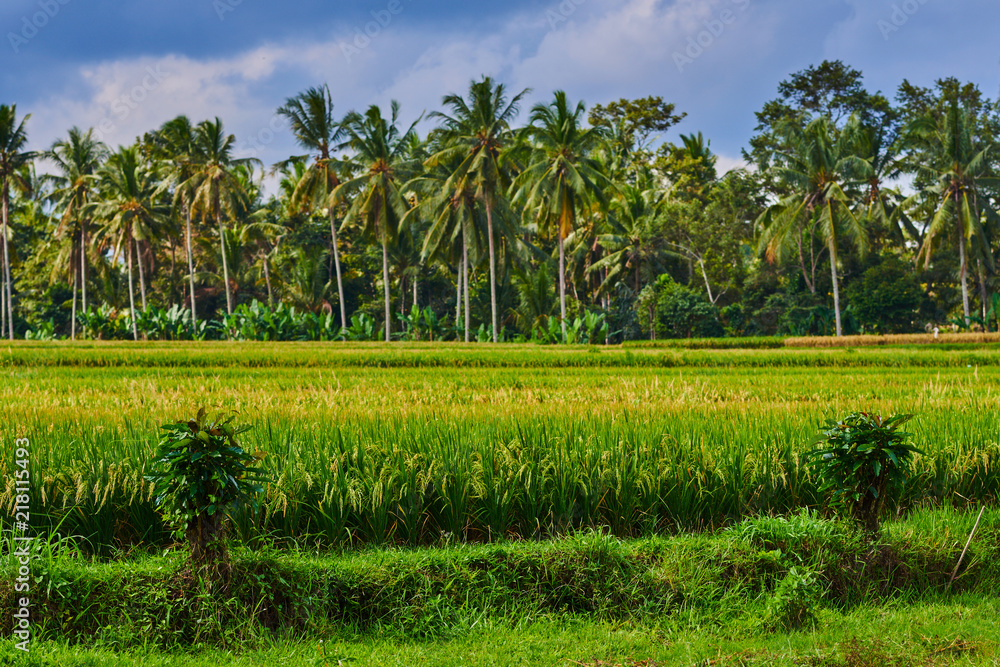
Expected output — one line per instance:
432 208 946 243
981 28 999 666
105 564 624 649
715 152 747 175
23 0 1000 197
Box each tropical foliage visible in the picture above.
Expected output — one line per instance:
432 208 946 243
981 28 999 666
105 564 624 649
4 63 1000 341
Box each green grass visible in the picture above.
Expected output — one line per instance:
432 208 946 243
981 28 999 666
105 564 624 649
4 339 1000 368
2 343 999 664
1 507 998 664
2 603 998 667
2 343 998 551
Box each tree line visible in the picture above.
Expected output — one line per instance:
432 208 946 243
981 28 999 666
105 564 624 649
1 60 998 343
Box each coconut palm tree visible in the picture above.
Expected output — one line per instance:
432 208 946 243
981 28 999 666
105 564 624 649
147 116 203 325
427 77 528 342
92 146 168 340
0 104 36 340
239 218 285 307
332 102 420 342
590 179 666 296
277 84 350 329
511 91 610 341
407 148 485 341
756 116 869 336
907 100 1000 324
181 118 259 315
852 117 917 249
47 127 108 338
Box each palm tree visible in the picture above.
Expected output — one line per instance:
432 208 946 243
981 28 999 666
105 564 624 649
332 102 420 342
590 179 666 296
427 77 528 342
908 100 1000 323
407 148 484 342
47 127 108 338
852 118 917 249
181 118 259 316
239 218 285 307
92 146 168 340
147 116 203 326
277 85 350 329
756 116 868 336
512 91 610 341
0 105 36 340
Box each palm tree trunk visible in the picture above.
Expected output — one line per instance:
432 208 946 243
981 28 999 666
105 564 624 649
127 235 139 341
559 232 567 343
263 254 273 307
71 258 78 341
81 223 88 314
463 225 471 343
136 238 148 312
1 257 5 339
828 236 842 337
2 184 13 340
978 257 988 324
455 256 462 335
382 229 391 343
184 206 197 325
216 194 233 316
958 224 970 324
413 273 418 309
400 276 407 316
329 209 347 331
486 202 498 343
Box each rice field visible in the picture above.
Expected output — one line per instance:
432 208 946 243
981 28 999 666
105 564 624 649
1 341 998 553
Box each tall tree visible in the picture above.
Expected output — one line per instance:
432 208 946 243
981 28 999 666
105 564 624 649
181 118 259 316
332 102 420 342
756 116 869 336
146 116 203 326
908 100 1000 323
92 146 167 340
427 77 528 342
277 84 350 330
47 127 108 338
512 91 610 341
0 105 36 340
746 60 893 169
410 143 488 342
588 95 686 163
591 178 666 296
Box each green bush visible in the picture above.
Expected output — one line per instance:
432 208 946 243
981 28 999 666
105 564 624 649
144 409 270 580
652 275 724 339
807 412 922 534
765 566 823 630
846 257 922 334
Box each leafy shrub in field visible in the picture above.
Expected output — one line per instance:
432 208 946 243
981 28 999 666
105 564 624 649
77 304 133 339
808 412 921 535
144 409 270 581
218 300 341 342
398 305 450 341
23 318 57 340
764 566 823 630
528 311 609 344
344 312 380 341
135 304 207 340
71 300 344 342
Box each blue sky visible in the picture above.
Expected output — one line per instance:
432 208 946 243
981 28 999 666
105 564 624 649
2 0 999 186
